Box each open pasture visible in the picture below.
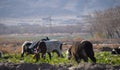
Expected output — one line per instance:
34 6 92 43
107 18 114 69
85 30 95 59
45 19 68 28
0 51 120 66
0 34 120 66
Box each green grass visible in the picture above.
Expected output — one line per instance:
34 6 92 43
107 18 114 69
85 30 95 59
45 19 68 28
0 52 120 66
0 53 71 64
95 52 120 66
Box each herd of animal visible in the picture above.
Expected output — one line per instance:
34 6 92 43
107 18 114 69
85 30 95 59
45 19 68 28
21 37 120 63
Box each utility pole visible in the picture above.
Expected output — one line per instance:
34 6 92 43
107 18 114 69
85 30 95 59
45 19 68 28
42 16 52 34
49 16 52 34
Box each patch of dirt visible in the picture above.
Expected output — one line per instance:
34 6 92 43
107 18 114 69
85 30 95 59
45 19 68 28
0 62 119 70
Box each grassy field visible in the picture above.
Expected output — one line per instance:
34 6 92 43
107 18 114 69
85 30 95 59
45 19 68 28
95 52 120 66
0 52 120 66
0 34 120 66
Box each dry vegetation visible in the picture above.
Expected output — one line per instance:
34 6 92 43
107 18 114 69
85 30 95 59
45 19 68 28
0 40 22 54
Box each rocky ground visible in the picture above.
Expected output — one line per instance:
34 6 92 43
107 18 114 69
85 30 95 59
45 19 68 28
0 62 120 70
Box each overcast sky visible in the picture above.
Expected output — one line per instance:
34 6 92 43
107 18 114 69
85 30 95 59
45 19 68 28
0 0 120 18
0 0 120 26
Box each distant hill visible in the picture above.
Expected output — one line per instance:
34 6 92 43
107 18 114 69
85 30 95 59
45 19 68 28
0 20 91 35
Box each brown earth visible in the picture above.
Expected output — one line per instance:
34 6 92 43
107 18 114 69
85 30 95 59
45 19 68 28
0 62 119 70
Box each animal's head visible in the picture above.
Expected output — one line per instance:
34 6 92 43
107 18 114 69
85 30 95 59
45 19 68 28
66 48 72 60
36 41 46 53
36 41 42 52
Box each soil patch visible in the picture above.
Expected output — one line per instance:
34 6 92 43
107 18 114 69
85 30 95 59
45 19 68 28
0 62 119 70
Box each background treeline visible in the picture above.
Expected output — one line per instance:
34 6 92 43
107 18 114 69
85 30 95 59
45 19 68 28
88 6 120 39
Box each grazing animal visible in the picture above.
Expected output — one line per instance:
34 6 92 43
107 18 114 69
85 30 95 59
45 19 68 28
41 37 50 41
66 40 96 63
21 37 50 57
35 40 63 61
0 51 2 58
111 47 120 54
21 41 39 57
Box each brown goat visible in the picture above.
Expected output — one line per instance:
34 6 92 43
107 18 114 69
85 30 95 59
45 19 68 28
67 40 96 63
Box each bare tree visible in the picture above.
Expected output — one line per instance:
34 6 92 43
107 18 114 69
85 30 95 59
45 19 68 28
88 6 120 39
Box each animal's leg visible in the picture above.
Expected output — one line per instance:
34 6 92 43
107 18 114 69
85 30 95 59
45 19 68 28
57 50 64 58
83 57 88 62
89 56 96 63
74 55 80 63
81 50 88 62
53 50 60 57
47 52 51 60
26 53 29 56
42 53 46 59
21 52 24 57
34 53 40 62
59 52 64 58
